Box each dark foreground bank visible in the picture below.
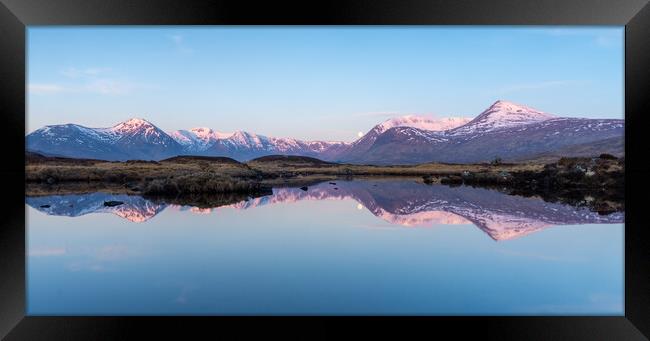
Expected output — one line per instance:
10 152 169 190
25 152 624 214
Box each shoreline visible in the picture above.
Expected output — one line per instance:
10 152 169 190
25 153 624 215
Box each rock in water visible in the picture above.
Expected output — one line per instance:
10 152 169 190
104 200 124 207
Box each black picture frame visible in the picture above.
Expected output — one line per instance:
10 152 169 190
1 0 649 339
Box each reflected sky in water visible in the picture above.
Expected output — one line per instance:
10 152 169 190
27 180 623 315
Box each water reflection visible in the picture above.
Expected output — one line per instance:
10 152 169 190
26 179 623 241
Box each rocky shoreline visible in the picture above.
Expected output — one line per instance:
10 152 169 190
423 154 624 214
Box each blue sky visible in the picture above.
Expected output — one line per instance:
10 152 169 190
28 27 623 141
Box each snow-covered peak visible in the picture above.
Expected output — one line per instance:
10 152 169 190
169 127 235 151
380 126 450 144
190 126 214 135
347 115 468 149
110 118 157 134
269 136 301 150
375 115 471 134
32 123 117 142
189 127 233 139
115 118 152 127
230 130 254 140
215 131 234 139
175 127 235 141
449 100 555 135
169 130 200 146
105 118 179 147
189 127 219 143
305 140 351 151
190 127 234 140
227 130 269 149
475 100 553 126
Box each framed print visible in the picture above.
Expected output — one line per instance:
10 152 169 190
1 0 649 339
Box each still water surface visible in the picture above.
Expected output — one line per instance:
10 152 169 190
26 179 623 315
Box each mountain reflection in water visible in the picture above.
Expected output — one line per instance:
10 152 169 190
26 179 623 241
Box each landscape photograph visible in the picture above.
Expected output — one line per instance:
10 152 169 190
26 27 624 315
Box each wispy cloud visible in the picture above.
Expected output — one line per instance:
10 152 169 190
60 67 111 78
28 80 147 96
28 83 67 94
169 34 194 55
31 66 157 96
542 28 622 48
85 79 139 95
494 80 587 95
66 262 111 272
28 247 66 257
594 34 621 48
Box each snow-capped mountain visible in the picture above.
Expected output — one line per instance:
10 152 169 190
336 100 624 164
25 100 625 163
167 128 351 161
26 123 126 160
376 115 472 134
335 115 471 162
109 118 183 160
169 127 229 152
27 117 353 161
169 130 202 148
448 100 555 136
26 118 184 161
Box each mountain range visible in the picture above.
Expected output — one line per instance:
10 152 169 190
26 100 624 164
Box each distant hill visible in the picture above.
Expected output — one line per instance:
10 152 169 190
25 151 103 165
249 155 335 165
160 155 242 164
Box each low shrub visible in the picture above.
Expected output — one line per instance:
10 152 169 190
599 153 618 160
141 172 267 195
